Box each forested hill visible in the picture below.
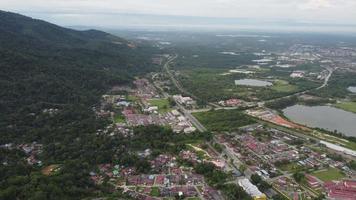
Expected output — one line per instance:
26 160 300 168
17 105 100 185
0 10 158 142
0 11 159 199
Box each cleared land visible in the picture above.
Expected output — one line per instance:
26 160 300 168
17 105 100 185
41 164 60 176
271 80 298 92
334 101 356 113
193 109 255 132
148 98 171 113
178 68 320 102
311 168 345 182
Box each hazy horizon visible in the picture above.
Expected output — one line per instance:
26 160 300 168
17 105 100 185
1 0 356 33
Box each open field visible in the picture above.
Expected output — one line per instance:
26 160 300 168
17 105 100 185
271 80 298 92
193 109 255 132
150 187 160 197
334 101 356 113
148 98 171 113
278 162 306 173
114 113 125 123
257 119 356 151
178 67 320 102
311 168 345 182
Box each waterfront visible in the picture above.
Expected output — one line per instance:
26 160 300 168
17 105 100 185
283 105 356 137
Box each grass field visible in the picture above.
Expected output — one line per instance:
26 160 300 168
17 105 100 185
193 109 255 132
150 187 160 197
148 98 171 113
271 80 298 92
278 162 306 173
334 101 356 113
311 168 345 182
114 113 125 123
127 95 139 102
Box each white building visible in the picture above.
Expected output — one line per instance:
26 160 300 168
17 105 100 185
238 178 266 200
290 71 305 78
184 127 197 133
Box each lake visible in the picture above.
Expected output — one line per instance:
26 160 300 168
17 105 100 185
283 105 356 137
235 79 272 87
348 86 356 93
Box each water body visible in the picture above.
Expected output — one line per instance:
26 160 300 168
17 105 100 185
235 79 272 87
348 86 356 93
283 105 356 137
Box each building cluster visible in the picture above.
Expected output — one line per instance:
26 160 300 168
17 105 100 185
164 110 196 133
90 153 222 200
1 142 43 166
19 142 43 166
134 78 160 100
173 95 196 107
215 125 356 200
218 98 254 108
124 108 166 127
290 71 305 78
0 142 43 166
97 78 199 135
324 180 356 200
273 176 313 200
239 134 299 164
246 108 305 130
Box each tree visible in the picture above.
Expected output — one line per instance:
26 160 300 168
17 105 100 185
251 174 262 185
220 184 252 200
239 164 247 173
293 172 305 183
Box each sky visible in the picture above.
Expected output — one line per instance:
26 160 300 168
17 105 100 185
1 0 356 32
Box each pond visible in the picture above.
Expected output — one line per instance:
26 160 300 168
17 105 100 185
283 105 356 137
348 86 356 93
235 79 272 87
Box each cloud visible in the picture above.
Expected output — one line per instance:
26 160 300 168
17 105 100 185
0 0 355 26
299 0 332 10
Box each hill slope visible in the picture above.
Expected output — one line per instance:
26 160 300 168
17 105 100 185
0 10 157 141
0 11 158 199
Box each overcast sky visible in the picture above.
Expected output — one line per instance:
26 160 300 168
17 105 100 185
1 0 356 31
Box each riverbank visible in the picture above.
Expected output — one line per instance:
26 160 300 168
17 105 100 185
334 101 356 114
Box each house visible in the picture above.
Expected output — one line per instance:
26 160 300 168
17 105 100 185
290 71 305 78
306 175 321 189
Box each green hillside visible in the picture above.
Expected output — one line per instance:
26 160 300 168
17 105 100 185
0 10 159 199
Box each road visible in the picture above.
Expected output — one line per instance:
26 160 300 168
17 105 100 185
163 55 197 99
163 54 222 109
154 56 208 132
261 66 334 105
316 67 334 90
177 102 207 132
164 54 334 108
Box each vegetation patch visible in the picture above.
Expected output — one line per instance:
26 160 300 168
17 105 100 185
150 187 160 197
148 98 171 113
277 162 306 173
311 168 345 182
271 80 298 92
114 113 125 123
193 109 255 132
334 101 356 113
